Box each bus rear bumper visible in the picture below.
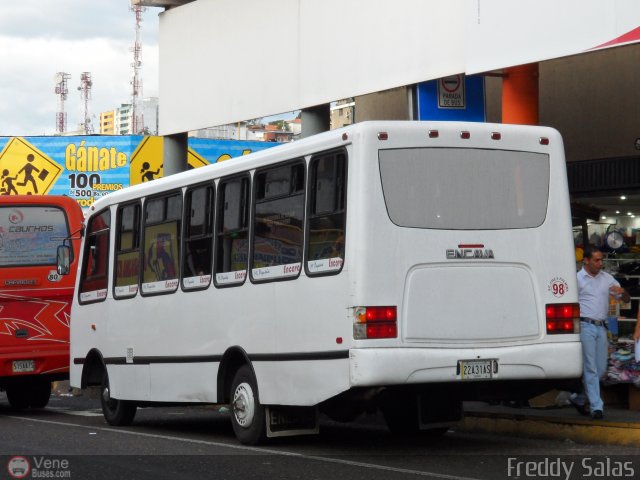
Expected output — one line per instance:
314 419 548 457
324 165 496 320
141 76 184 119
349 342 582 387
0 348 69 384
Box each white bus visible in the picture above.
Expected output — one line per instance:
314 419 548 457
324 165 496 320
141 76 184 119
62 121 582 444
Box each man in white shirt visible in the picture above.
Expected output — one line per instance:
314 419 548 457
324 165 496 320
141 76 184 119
572 247 629 419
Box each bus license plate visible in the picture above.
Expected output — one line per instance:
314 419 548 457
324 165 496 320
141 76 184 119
458 359 495 380
12 360 35 373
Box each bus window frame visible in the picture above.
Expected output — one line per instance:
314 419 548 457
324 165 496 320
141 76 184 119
181 181 215 292
304 148 348 278
250 158 306 284
213 173 251 289
140 190 183 298
78 208 111 305
113 201 142 300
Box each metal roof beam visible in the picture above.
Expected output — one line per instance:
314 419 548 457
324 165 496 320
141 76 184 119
131 0 194 8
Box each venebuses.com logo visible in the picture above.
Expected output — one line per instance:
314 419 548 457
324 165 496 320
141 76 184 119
6 456 30 479
6 456 71 478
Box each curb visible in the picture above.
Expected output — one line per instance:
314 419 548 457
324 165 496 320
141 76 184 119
460 411 640 447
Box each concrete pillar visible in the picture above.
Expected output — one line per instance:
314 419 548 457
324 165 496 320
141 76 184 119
162 132 189 177
301 104 330 138
502 63 539 125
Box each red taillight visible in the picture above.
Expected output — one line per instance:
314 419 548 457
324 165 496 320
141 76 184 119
354 306 397 339
539 137 550 145
367 323 398 339
545 303 580 334
460 131 471 139
365 306 397 322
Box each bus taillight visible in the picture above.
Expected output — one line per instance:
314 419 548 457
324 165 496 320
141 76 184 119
354 306 397 339
545 303 580 334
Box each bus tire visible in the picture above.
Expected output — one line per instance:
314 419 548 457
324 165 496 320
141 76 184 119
27 380 52 409
230 365 266 445
6 385 29 410
100 372 137 426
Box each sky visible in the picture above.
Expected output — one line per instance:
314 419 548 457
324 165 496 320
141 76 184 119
0 0 160 137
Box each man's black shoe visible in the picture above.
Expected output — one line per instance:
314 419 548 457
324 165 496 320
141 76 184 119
591 410 603 420
569 398 589 416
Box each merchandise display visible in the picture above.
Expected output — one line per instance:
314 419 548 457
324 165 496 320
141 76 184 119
607 336 640 386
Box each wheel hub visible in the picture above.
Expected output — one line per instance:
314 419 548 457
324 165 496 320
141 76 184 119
232 382 255 428
102 386 110 404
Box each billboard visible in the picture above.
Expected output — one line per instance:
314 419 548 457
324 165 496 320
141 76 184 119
0 135 275 208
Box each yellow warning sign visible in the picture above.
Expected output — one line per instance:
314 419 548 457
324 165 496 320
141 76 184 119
130 136 164 186
187 148 210 169
129 137 211 186
0 137 63 195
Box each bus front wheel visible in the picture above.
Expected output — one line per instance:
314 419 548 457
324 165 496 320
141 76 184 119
230 365 266 445
100 372 137 426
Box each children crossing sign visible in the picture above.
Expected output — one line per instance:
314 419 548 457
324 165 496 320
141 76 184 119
0 137 62 195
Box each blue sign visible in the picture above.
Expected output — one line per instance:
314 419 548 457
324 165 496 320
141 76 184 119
417 74 486 122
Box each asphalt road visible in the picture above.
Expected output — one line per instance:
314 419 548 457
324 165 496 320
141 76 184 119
1 389 639 480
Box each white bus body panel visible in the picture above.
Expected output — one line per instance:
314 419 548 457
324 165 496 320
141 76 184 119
70 121 581 407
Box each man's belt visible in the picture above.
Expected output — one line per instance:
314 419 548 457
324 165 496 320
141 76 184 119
580 317 608 328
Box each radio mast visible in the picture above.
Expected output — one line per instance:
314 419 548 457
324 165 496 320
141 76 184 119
130 2 145 134
78 72 94 134
54 72 71 134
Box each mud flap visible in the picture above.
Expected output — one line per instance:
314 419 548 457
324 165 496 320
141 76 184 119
265 405 319 438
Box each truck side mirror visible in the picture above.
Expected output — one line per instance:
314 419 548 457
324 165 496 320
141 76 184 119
57 245 71 275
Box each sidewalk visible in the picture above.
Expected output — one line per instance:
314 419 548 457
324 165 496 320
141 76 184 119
460 396 640 447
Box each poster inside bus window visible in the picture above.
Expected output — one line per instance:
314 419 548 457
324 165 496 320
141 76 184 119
142 222 179 293
0 207 69 266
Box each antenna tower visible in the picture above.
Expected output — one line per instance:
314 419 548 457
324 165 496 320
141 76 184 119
78 72 94 134
54 72 71 134
130 2 146 134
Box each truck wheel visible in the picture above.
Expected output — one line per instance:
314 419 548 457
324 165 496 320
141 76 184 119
230 365 266 445
100 371 137 426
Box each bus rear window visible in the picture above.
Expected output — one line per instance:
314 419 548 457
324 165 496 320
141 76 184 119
0 206 70 267
379 148 549 230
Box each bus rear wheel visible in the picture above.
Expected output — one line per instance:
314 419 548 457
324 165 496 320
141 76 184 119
100 372 137 426
27 380 52 408
6 379 51 410
230 365 266 445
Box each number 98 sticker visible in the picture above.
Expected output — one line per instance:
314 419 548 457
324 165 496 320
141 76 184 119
548 277 568 297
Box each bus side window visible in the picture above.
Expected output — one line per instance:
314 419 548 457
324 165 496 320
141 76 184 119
182 184 214 290
251 161 305 280
79 209 111 303
306 151 347 275
141 192 182 295
114 202 141 299
214 176 249 286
